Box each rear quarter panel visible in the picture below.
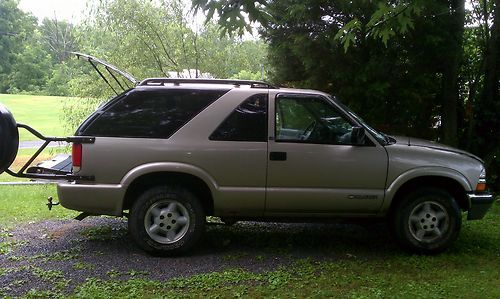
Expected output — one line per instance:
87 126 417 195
74 88 269 215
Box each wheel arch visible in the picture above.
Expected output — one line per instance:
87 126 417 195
122 171 215 216
387 176 469 216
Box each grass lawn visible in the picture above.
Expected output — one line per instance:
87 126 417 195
0 180 498 298
71 204 500 298
0 93 73 141
0 185 78 227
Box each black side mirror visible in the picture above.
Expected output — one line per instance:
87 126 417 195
351 126 366 145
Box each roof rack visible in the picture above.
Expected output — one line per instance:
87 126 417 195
138 78 278 89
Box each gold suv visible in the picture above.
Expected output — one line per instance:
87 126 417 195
0 53 494 255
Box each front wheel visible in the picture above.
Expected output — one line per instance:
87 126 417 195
129 185 205 255
391 188 462 254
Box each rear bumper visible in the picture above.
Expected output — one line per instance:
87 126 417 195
467 192 495 220
57 182 125 216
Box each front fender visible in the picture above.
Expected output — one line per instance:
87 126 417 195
381 166 473 212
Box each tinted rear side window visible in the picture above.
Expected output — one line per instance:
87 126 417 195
82 89 228 138
210 94 268 142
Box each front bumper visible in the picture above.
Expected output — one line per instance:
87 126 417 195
467 192 495 220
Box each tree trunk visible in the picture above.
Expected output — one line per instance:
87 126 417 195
483 1 499 108
441 0 466 146
477 0 499 157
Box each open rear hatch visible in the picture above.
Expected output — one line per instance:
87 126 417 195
70 52 137 95
0 52 138 181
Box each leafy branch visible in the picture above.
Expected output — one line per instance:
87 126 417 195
191 0 272 35
334 1 423 51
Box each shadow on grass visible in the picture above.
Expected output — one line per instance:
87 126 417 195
67 219 398 257
70 212 499 261
200 221 399 258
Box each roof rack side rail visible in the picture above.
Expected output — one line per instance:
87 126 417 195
138 78 277 89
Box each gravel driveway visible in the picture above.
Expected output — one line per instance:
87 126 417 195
0 217 394 297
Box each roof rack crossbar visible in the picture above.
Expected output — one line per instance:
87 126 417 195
139 78 277 89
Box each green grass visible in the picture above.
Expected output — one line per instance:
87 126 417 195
0 182 498 298
0 185 78 227
70 204 500 299
0 93 73 141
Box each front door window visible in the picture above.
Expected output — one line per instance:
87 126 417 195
275 96 355 145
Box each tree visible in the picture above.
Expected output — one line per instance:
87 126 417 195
71 0 267 89
195 0 500 189
40 18 78 63
261 1 457 138
192 0 271 35
0 0 37 92
439 0 466 146
61 0 267 131
7 30 53 94
464 0 500 188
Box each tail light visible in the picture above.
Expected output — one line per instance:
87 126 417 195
72 143 82 172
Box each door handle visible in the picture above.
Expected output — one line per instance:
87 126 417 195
270 152 287 161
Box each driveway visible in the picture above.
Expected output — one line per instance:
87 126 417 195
19 140 66 149
0 217 393 296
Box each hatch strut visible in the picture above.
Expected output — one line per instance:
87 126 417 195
70 52 138 95
89 61 119 95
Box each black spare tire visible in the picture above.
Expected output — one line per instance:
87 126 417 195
0 104 19 174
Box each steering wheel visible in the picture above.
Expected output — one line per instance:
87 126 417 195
300 120 316 140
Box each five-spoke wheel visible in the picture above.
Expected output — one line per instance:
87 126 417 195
392 188 461 254
144 200 191 244
129 186 205 255
408 201 449 243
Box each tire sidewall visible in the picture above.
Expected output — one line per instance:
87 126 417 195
392 188 462 254
129 186 205 255
0 104 19 174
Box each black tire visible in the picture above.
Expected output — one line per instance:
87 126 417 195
0 104 19 174
391 187 462 254
128 185 205 255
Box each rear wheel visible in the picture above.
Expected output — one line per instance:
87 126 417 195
129 185 205 255
391 188 462 254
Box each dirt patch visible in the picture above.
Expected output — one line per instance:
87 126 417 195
0 217 396 296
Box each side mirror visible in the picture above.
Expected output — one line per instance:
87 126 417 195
351 126 366 145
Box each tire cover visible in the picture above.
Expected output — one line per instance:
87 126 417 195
0 104 19 174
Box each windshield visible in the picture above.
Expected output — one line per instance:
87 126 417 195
328 96 389 145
